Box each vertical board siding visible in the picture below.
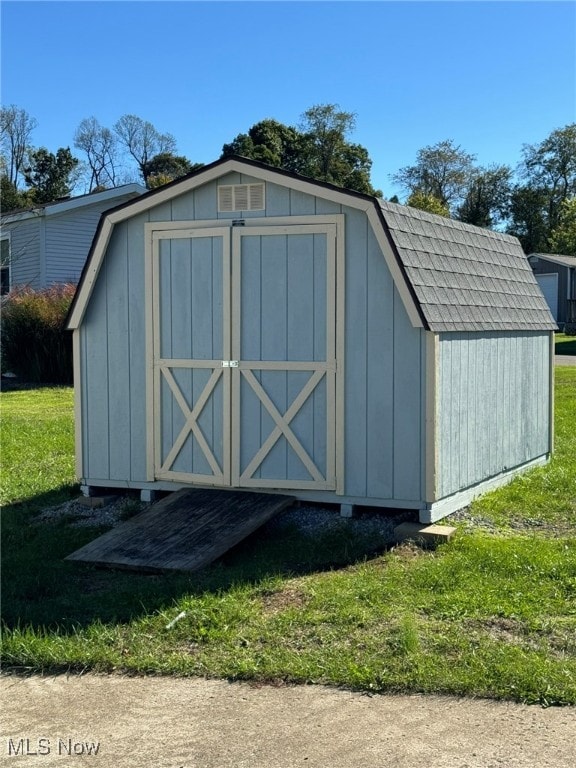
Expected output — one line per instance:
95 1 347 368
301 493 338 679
105 223 131 481
365 224 394 498
343 208 422 501
343 209 369 496
81 217 149 483
82 244 110 480
436 332 550 499
392 289 423 500
237 229 330 484
80 179 423 503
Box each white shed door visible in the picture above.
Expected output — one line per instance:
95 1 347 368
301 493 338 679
151 223 337 491
536 273 558 321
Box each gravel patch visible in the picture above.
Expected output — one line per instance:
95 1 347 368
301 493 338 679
34 496 149 529
449 506 501 533
35 495 413 544
450 505 574 537
265 503 414 543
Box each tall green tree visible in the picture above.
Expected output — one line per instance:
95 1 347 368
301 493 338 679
548 198 576 255
299 104 380 195
0 174 30 211
507 124 576 252
222 118 304 172
221 105 380 196
456 165 512 228
391 139 476 212
506 185 549 253
406 190 450 217
520 124 576 233
145 153 202 188
24 147 79 204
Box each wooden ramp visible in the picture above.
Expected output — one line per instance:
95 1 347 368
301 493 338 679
65 489 294 573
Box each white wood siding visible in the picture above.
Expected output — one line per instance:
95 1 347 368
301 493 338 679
435 332 550 499
3 217 42 288
45 199 135 285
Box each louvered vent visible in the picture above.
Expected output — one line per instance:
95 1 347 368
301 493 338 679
218 183 265 212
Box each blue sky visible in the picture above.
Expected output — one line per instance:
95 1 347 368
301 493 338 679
1 0 574 198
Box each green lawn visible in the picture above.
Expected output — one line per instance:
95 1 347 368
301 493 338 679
1 373 575 705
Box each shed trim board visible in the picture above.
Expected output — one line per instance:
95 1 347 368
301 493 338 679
72 329 83 480
424 331 439 503
146 219 343 493
70 157 555 522
549 330 555 456
421 454 549 523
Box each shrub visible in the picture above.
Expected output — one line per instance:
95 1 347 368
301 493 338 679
1 284 76 383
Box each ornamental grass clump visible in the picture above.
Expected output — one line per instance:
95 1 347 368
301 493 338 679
1 283 76 383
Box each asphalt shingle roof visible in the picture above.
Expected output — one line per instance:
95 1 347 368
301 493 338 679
530 253 576 269
379 201 557 332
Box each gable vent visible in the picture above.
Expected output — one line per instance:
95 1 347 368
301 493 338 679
218 183 265 212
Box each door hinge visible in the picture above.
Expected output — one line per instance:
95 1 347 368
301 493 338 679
222 360 239 368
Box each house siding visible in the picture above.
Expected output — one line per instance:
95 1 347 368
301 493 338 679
78 176 423 504
45 198 141 285
1 187 143 293
435 331 550 500
4 216 42 289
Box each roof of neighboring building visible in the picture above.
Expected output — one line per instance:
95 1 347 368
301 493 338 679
66 156 557 333
529 253 576 269
1 183 146 224
380 201 557 332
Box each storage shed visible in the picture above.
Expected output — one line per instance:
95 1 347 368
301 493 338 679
67 157 557 522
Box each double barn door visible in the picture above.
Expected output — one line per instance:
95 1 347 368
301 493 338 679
151 222 337 491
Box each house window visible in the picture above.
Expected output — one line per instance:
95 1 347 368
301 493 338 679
0 237 10 295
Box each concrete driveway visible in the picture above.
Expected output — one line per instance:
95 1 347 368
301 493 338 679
1 675 575 767
556 355 576 366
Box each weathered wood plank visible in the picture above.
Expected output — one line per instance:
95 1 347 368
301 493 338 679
65 489 294 573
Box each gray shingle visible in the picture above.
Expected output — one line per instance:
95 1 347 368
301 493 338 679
379 201 557 332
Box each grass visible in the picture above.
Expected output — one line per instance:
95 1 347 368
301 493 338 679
1 372 575 705
0 387 77 505
555 333 576 356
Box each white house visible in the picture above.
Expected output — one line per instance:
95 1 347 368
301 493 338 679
1 184 145 294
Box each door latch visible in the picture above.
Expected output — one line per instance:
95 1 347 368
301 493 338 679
222 360 239 368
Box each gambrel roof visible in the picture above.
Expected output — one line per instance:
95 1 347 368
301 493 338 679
380 202 557 332
68 157 556 333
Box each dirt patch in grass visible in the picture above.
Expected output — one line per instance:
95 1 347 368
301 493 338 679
465 617 575 658
452 507 575 537
260 585 308 615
